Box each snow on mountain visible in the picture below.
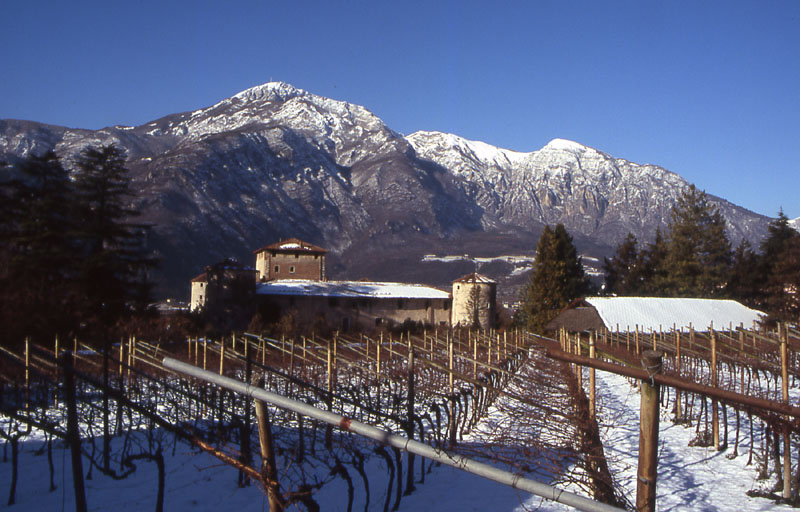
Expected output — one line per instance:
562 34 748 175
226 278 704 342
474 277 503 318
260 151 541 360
0 81 773 297
790 217 800 233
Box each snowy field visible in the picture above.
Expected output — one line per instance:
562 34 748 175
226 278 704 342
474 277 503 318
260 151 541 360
1 366 792 511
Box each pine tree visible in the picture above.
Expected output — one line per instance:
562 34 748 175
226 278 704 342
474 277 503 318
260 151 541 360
768 236 800 322
521 224 591 332
72 145 155 334
603 233 640 295
760 212 800 320
727 239 761 307
661 185 731 297
0 152 78 346
760 209 796 263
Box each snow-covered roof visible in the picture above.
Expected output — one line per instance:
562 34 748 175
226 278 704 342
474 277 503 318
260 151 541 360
584 297 765 332
253 238 327 254
257 279 450 300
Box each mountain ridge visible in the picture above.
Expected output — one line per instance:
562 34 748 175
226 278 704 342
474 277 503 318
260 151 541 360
0 81 773 299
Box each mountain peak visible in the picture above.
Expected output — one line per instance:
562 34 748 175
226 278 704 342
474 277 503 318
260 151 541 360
232 81 306 103
542 138 588 153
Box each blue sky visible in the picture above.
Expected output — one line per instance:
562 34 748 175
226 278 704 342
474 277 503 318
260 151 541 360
2 1 798 219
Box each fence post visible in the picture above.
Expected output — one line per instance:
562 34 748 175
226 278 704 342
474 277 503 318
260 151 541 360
637 350 663 512
780 324 791 500
589 332 596 420
711 329 719 451
254 397 285 511
61 352 88 512
406 340 416 494
675 330 682 422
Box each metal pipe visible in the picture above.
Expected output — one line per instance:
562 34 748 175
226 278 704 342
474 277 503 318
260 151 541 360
162 357 621 512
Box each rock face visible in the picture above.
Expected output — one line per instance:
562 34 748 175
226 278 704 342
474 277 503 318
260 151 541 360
0 82 772 298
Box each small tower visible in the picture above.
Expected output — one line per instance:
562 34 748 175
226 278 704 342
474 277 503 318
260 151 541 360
452 273 496 329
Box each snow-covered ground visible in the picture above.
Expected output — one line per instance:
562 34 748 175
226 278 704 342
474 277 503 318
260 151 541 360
593 370 788 511
1 365 791 511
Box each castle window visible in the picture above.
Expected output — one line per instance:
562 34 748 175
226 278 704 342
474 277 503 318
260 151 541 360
290 266 296 273
397 299 404 309
274 265 280 273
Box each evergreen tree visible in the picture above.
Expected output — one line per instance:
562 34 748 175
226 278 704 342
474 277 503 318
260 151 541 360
72 145 155 335
639 227 669 295
727 239 761 307
0 152 78 346
767 236 800 322
602 233 640 295
521 224 591 332
760 209 796 263
661 185 731 297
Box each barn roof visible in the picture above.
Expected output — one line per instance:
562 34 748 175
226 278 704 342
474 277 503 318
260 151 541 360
256 279 450 300
584 297 765 332
253 238 328 254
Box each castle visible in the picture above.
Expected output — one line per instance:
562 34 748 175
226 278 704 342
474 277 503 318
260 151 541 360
190 238 497 331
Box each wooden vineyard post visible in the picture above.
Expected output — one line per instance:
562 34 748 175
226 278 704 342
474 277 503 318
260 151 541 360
25 337 30 409
406 338 417 494
675 330 682 421
473 333 478 379
327 337 333 394
203 338 208 371
219 340 225 376
711 329 719 451
637 350 663 512
254 398 285 512
739 324 744 352
654 325 660 351
290 337 296 376
635 325 640 354
119 338 125 377
448 334 456 448
54 335 60 406
780 324 791 500
325 336 333 450
448 334 454 394
377 333 382 383
488 333 493 367
575 334 582 389
589 332 596 420
62 352 89 512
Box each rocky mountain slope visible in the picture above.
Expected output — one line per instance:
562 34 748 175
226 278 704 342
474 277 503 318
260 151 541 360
0 82 772 298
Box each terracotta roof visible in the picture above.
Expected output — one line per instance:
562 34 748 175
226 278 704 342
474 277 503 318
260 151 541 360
253 237 328 254
191 272 208 283
452 273 496 284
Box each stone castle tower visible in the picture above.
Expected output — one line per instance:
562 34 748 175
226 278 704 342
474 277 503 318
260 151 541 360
451 273 496 329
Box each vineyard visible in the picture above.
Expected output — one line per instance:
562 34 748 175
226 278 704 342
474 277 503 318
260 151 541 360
1 324 800 511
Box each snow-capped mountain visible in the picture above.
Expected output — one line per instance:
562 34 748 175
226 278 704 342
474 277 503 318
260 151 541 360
790 217 800 233
0 82 772 297
406 131 768 244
